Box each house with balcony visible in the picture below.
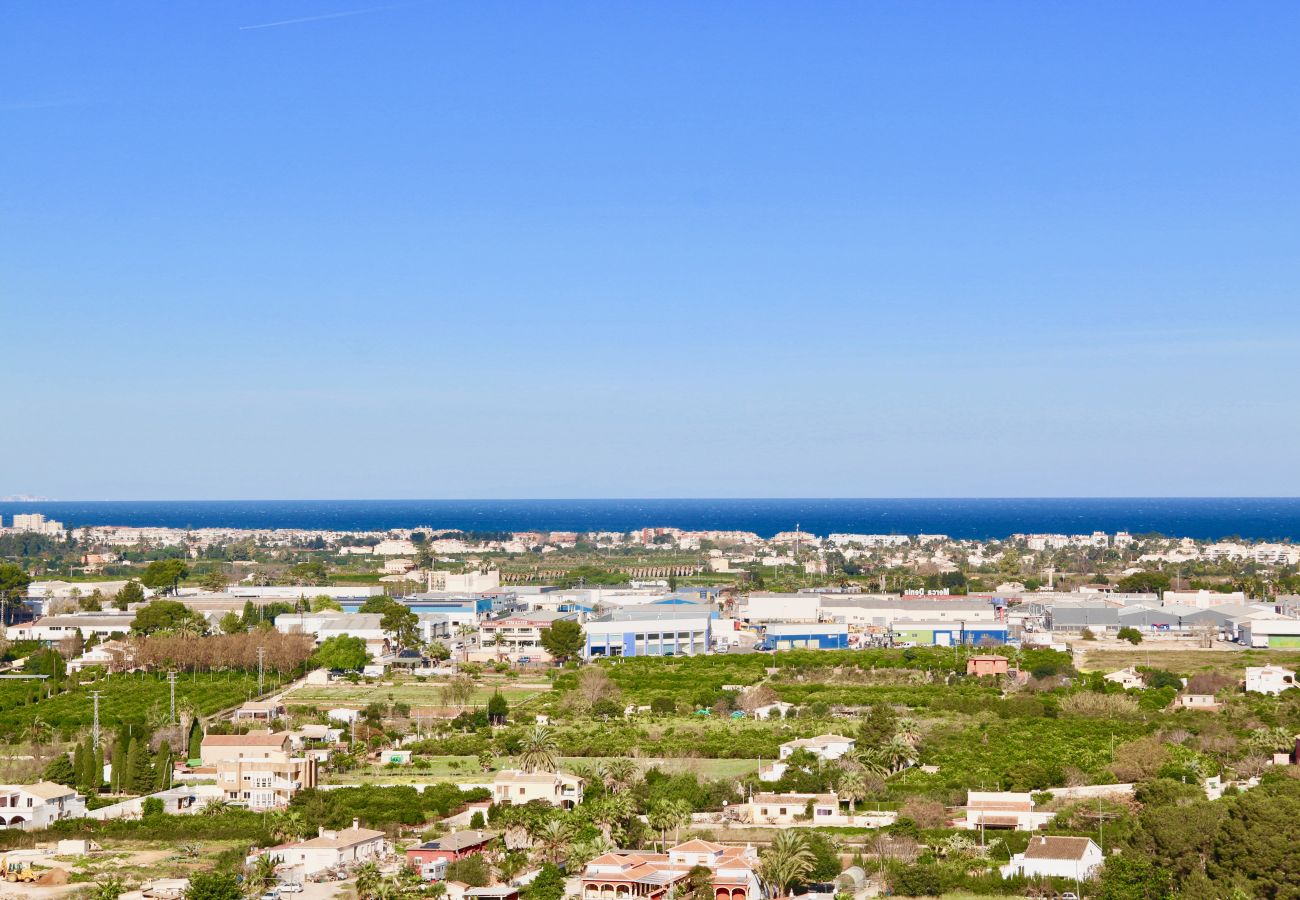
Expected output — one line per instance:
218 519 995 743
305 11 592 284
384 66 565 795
580 840 762 900
491 770 584 809
0 782 86 829
200 731 316 810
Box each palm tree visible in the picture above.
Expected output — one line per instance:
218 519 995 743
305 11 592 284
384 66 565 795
518 725 559 773
354 862 382 900
533 818 572 864
760 831 815 897
270 809 306 843
600 758 638 794
201 798 232 815
894 718 922 747
837 769 867 821
245 855 278 896
846 747 888 780
371 880 401 900
883 735 916 774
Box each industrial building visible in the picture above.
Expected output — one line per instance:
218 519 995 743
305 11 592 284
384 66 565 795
759 623 849 651
583 605 713 659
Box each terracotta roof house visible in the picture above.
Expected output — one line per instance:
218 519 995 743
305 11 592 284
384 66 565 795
581 841 761 900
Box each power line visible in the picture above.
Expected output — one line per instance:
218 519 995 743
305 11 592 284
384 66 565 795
90 691 103 749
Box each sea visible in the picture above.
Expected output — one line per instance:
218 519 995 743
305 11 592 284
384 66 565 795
4 498 1300 541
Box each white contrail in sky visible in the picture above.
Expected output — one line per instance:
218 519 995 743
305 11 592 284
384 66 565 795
239 2 421 31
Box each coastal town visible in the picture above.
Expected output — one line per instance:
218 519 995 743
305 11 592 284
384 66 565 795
0 515 1299 900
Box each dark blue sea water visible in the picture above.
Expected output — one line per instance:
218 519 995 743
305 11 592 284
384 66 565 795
3 498 1300 541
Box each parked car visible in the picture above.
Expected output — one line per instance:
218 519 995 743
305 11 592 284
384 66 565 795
279 884 303 894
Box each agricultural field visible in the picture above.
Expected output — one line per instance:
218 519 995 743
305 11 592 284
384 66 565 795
283 677 551 709
1077 645 1300 676
0 671 273 741
325 754 762 785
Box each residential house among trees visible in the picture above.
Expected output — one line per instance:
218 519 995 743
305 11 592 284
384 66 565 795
581 840 762 900
0 782 85 829
491 770 583 809
1001 836 1103 881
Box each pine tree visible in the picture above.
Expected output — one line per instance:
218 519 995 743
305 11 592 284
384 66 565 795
41 753 76 787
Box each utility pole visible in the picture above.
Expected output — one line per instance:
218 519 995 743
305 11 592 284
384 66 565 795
167 671 177 725
90 691 103 749
257 647 265 694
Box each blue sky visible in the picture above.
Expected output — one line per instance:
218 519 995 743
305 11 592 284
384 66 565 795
3 2 1298 499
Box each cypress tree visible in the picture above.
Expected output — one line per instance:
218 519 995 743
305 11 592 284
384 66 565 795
124 737 141 794
110 738 126 793
129 737 155 794
154 740 173 791
79 738 97 794
73 743 87 791
188 720 203 761
92 742 105 794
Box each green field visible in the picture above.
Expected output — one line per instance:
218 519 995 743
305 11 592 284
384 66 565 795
0 670 275 740
324 754 762 784
1078 647 1300 676
284 680 550 708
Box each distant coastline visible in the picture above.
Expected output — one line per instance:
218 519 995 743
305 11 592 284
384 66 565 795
4 498 1300 541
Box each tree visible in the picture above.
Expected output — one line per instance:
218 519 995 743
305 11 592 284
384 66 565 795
218 611 244 635
80 590 104 612
141 796 165 819
354 863 382 900
532 818 572 865
647 801 681 849
311 635 371 671
41 752 76 787
1117 626 1144 645
681 866 714 900
575 666 620 713
523 863 565 900
115 580 145 610
140 559 189 596
539 620 584 663
445 854 491 887
518 725 559 773
132 600 206 636
380 604 419 650
245 855 278 896
199 570 228 593
837 768 867 819
427 640 451 662
182 872 241 900
110 739 126 793
311 595 343 612
0 564 31 604
1117 571 1171 594
487 690 508 725
1098 853 1172 900
760 830 816 897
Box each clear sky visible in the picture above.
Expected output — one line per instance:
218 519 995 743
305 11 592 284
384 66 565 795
3 2 1299 500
